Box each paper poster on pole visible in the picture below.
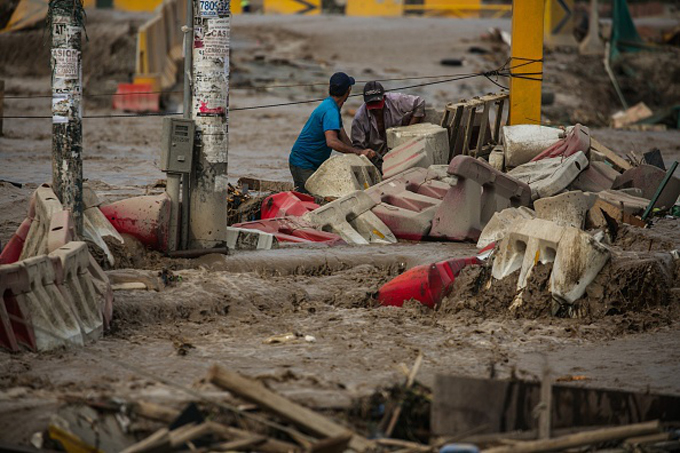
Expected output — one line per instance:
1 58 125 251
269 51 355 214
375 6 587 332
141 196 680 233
204 18 230 58
52 49 80 79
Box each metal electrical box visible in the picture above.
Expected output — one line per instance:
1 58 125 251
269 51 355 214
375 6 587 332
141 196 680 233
160 117 195 174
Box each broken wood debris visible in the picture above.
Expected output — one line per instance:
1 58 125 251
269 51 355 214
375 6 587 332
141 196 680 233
207 365 375 452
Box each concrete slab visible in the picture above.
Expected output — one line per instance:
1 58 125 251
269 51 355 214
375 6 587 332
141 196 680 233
508 151 589 201
386 122 449 165
305 154 381 198
534 191 597 229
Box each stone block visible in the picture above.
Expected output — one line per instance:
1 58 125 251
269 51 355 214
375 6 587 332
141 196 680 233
305 154 381 198
302 191 397 245
508 151 589 200
534 190 597 229
382 137 432 179
492 218 610 305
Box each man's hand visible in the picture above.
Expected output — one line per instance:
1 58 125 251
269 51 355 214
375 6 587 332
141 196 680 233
361 149 377 159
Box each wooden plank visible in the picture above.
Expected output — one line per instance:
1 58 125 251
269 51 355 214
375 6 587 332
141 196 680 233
475 101 492 158
482 421 660 453
591 138 633 172
307 434 353 453
537 369 551 440
461 107 477 155
207 421 300 453
493 98 506 143
432 375 680 437
120 428 171 453
207 366 374 452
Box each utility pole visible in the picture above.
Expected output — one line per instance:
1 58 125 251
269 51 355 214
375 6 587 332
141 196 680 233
50 0 85 234
188 0 230 249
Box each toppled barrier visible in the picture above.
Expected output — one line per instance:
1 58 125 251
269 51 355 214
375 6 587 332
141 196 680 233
477 206 536 249
501 125 564 168
531 124 590 162
304 154 380 198
612 164 680 210
100 193 171 252
261 191 319 219
365 167 451 240
534 191 597 229
82 185 124 267
20 184 66 260
382 136 433 179
492 218 610 306
377 256 481 308
430 155 532 241
302 191 397 245
0 241 105 352
383 122 451 179
233 217 345 245
226 227 278 250
508 151 589 201
571 161 620 192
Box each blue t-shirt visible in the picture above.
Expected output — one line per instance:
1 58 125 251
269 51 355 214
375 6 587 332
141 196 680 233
289 97 342 170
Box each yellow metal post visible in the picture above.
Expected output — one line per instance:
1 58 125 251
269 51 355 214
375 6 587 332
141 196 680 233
509 0 545 125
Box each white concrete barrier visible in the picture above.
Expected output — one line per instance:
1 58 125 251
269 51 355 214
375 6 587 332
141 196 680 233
302 191 397 245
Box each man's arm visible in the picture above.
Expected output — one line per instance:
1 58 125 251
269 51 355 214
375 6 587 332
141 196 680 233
325 130 376 159
339 128 353 146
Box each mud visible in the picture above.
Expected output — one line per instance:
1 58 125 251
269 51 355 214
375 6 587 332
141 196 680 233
1 12 680 448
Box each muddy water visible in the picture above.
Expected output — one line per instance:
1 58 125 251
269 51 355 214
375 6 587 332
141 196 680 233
1 12 680 447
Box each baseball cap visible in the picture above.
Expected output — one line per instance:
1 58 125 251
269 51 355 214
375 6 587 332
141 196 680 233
329 72 355 96
363 81 385 110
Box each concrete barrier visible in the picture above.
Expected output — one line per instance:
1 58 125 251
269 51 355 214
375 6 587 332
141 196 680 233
365 167 450 240
0 263 33 352
20 255 85 351
492 218 610 306
430 155 532 241
82 185 125 266
501 125 564 168
100 193 171 252
20 184 65 260
305 154 381 198
386 123 449 164
302 191 397 245
531 124 590 162
612 164 680 210
261 191 319 219
49 242 103 341
570 161 620 192
476 206 536 249
534 191 597 229
226 227 278 250
508 151 589 200
382 137 432 179
232 218 345 245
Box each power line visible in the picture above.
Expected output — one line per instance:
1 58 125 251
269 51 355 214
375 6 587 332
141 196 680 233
1 68 540 120
2 71 484 100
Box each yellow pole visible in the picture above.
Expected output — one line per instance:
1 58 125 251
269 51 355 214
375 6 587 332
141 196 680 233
509 0 545 125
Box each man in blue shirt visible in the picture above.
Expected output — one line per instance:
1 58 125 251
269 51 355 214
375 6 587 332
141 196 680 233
289 72 376 193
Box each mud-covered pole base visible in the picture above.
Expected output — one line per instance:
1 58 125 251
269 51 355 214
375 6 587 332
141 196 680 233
50 0 84 235
188 0 230 249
